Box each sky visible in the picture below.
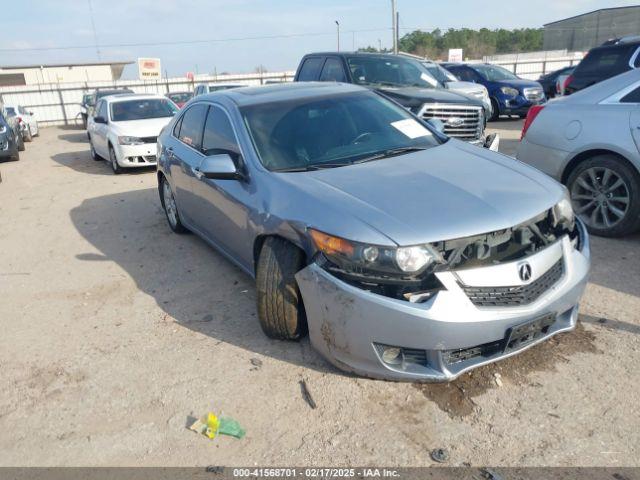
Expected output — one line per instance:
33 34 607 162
2 0 638 79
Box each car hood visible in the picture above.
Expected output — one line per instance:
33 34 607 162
376 86 484 109
281 140 564 246
110 117 174 137
447 81 485 94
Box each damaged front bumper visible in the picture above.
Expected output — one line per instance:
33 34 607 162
295 220 590 382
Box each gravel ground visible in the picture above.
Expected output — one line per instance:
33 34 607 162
0 124 638 467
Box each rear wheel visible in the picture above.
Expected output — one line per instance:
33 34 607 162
109 145 122 174
256 237 307 340
567 155 640 237
489 98 500 121
89 137 102 161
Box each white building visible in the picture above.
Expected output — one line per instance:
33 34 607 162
0 61 133 86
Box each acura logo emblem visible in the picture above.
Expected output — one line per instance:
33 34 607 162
518 262 532 282
446 117 464 127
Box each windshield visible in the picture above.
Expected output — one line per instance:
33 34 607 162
423 63 458 84
346 56 438 88
472 64 518 81
242 90 440 172
5 107 16 116
110 99 177 122
167 92 192 103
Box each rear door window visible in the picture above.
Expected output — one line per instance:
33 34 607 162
319 57 347 82
297 57 324 81
177 103 208 150
202 106 240 155
621 85 640 103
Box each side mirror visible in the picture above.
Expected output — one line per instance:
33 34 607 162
426 118 445 134
94 116 107 124
198 153 242 180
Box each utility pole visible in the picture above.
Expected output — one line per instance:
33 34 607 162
396 11 400 52
378 38 382 52
352 31 355 51
335 21 340 51
391 0 398 54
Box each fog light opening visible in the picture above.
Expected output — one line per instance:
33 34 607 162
381 346 402 365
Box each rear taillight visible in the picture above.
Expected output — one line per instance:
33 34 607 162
16 117 22 123
521 105 545 140
563 74 574 93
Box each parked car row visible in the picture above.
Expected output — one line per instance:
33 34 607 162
0 101 39 162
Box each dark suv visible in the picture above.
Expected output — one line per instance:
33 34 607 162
294 52 488 146
442 63 545 120
564 39 640 95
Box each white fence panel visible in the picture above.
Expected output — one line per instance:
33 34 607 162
0 71 295 126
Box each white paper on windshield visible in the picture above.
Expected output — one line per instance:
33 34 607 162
420 72 438 86
391 119 431 139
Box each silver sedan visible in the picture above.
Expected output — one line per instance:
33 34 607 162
157 82 589 381
517 68 640 237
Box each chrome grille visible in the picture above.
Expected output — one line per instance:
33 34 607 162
420 104 483 141
462 259 564 307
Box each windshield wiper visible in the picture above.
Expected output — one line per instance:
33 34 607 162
273 162 350 172
351 146 428 165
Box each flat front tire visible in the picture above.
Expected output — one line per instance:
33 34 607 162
567 155 640 237
256 237 307 340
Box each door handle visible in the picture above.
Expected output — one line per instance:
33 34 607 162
192 166 204 179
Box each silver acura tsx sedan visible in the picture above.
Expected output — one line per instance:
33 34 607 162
156 82 590 381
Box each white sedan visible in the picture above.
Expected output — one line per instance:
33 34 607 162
5 104 39 142
87 93 178 174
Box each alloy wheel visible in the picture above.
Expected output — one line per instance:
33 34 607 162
570 166 630 229
163 180 178 229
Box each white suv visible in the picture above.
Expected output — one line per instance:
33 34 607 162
87 93 178 174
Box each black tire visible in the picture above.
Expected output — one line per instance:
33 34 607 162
518 113 527 119
81 114 87 129
11 149 20 161
159 175 188 234
567 154 640 237
489 98 500 121
89 137 102 161
256 237 307 340
24 127 33 142
17 132 25 151
109 145 122 174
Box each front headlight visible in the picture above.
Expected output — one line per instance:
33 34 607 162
309 229 441 275
0 125 6 134
552 191 575 228
118 135 144 145
500 86 519 97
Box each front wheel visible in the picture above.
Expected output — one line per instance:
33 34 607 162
24 127 33 142
567 155 640 237
489 98 500 121
160 176 188 233
256 237 307 340
109 145 122 174
17 132 25 151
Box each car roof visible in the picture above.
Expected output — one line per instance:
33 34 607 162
103 93 166 103
198 82 367 107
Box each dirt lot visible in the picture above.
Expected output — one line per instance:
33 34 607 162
0 123 639 467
